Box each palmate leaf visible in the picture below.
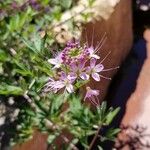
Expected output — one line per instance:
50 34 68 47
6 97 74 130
49 94 67 116
97 102 120 125
22 32 47 55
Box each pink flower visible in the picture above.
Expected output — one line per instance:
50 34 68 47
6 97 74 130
59 72 76 93
43 78 63 93
86 58 104 81
44 72 76 94
70 60 89 80
84 87 100 106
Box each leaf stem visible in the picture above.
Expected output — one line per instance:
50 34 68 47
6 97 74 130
89 125 101 150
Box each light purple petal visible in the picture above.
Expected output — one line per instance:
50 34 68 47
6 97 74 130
78 59 85 70
91 54 100 59
68 73 77 82
92 72 100 81
86 66 91 73
88 47 94 54
66 84 74 93
55 81 65 89
60 72 67 80
91 89 99 96
48 58 58 65
90 58 96 68
70 62 78 71
94 64 104 72
80 72 89 80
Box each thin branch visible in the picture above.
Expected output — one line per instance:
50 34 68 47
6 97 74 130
61 135 79 150
89 125 101 150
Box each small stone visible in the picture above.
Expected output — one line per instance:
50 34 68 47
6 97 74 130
8 97 15 105
140 5 149 11
0 116 5 126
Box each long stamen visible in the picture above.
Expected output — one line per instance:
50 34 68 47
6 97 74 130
90 97 98 106
85 31 89 47
102 66 119 72
100 51 111 64
95 37 107 53
89 98 96 106
91 96 99 106
95 32 107 53
100 75 111 80
91 26 95 47
95 96 100 106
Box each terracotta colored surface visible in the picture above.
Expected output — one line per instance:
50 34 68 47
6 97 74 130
14 131 48 150
13 0 133 149
115 29 150 150
83 0 132 101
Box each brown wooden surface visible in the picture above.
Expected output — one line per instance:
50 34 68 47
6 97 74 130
82 0 133 102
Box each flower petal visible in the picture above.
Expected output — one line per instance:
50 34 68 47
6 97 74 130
60 72 67 80
48 58 57 65
90 58 96 68
92 73 100 81
88 47 94 54
78 60 85 70
91 54 100 59
70 62 78 71
94 64 104 72
66 84 74 93
91 89 99 96
68 73 77 82
55 81 65 89
80 72 89 80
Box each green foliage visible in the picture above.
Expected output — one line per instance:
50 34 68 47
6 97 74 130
11 94 119 149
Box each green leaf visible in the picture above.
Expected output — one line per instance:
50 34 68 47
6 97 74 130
8 14 20 32
47 132 59 144
23 33 46 54
61 0 72 9
0 84 24 95
105 107 120 125
22 38 36 53
0 49 8 62
33 33 42 52
98 145 103 150
50 95 66 115
103 128 121 142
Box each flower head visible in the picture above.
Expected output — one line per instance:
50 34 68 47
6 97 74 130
86 58 104 81
44 36 118 107
70 60 89 80
44 72 76 94
61 40 90 65
84 87 100 106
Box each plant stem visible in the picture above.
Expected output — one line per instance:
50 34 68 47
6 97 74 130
61 135 79 150
88 125 101 150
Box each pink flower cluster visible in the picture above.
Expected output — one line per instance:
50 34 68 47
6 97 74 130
44 39 118 106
